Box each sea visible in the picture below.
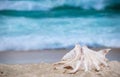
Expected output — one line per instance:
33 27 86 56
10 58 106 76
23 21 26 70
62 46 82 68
0 0 120 51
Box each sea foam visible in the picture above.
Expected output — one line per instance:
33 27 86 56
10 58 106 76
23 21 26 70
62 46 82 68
0 16 120 51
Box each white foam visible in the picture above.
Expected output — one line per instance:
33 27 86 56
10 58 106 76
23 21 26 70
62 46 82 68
0 34 120 51
0 17 120 51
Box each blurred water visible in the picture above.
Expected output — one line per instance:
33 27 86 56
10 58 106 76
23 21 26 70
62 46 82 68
0 16 120 51
0 0 120 11
0 0 120 51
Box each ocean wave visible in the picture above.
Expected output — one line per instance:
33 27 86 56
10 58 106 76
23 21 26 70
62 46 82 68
0 0 120 11
0 9 120 18
0 17 120 51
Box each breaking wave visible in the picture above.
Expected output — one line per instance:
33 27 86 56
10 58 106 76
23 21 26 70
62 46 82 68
0 17 120 51
0 0 120 11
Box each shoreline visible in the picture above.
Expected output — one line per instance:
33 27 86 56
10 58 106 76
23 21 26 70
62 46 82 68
0 48 120 64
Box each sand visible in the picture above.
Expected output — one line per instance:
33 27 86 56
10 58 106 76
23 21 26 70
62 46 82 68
0 48 120 77
0 61 120 77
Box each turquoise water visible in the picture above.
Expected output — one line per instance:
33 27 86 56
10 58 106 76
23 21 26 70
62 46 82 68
0 0 120 51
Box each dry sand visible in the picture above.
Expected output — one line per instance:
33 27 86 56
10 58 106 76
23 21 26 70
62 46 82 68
0 61 120 77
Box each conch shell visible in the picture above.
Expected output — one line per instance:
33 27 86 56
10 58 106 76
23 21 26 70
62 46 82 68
53 44 111 74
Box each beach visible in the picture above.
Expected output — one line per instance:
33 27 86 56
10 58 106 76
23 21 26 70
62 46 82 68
0 1 120 77
0 48 120 77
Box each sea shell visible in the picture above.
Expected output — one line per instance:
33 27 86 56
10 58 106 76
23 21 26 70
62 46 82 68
53 44 111 74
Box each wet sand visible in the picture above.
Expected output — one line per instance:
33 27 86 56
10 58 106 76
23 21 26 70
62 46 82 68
0 48 120 64
0 48 120 77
